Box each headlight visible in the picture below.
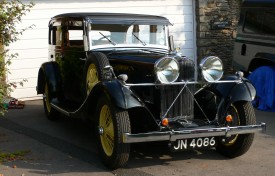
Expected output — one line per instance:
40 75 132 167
155 57 179 84
200 56 223 82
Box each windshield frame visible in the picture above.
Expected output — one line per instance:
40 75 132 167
87 21 170 51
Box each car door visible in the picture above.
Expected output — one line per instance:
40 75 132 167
55 18 86 104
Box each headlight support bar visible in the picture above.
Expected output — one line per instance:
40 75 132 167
124 80 242 87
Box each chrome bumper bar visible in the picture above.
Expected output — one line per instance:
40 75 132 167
122 123 266 143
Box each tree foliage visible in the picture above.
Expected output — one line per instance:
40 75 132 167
0 0 34 115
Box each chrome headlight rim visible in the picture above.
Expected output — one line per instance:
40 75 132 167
200 56 224 82
154 56 180 84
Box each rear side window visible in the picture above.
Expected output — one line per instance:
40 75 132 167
263 11 275 35
244 10 275 36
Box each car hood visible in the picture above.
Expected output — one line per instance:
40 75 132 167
108 52 167 65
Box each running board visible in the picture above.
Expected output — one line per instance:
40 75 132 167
51 102 71 116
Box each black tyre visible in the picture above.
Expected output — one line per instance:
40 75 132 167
83 52 110 97
96 95 131 169
43 82 59 120
216 101 256 158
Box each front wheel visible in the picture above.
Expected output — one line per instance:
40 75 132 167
96 95 131 169
216 101 256 158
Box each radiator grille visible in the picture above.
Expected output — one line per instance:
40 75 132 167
160 57 195 120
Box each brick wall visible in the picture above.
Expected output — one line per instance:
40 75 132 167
196 0 242 74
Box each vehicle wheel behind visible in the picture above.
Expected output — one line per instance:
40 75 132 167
216 101 256 158
83 52 110 97
96 95 131 169
248 65 275 111
43 82 59 120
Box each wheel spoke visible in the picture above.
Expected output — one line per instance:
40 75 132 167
105 108 111 127
105 134 114 149
105 124 114 139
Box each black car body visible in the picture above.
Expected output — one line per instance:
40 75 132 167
37 13 265 169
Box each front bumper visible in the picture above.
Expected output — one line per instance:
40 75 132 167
122 123 266 143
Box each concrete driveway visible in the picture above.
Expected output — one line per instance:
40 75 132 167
0 100 275 176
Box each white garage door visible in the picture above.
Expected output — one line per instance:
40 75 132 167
8 0 196 100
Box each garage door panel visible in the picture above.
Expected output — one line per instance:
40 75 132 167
8 68 39 80
8 58 48 70
10 0 195 100
8 49 48 60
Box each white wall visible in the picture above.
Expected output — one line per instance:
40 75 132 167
8 0 196 100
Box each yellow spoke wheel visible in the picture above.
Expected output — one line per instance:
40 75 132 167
43 82 59 120
99 105 114 156
216 101 256 158
96 95 131 169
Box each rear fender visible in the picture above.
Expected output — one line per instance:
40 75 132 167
37 62 62 96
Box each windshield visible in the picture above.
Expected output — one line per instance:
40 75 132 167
89 23 168 49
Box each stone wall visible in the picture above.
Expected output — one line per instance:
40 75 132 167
196 0 242 74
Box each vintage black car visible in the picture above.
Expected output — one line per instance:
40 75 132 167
37 13 265 169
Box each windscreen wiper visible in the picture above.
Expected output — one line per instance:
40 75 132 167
132 33 146 46
99 32 116 46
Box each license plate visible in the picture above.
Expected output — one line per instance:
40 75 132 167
171 137 216 151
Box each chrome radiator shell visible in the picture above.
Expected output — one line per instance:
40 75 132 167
160 57 195 120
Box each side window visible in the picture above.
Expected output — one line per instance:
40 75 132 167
49 21 62 46
244 9 275 36
263 11 275 35
243 11 263 34
49 25 52 44
49 25 57 45
68 29 83 46
65 20 84 47
56 26 62 46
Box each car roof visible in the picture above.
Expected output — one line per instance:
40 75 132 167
52 12 171 25
242 0 275 7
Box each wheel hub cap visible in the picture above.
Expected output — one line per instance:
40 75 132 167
98 126 104 135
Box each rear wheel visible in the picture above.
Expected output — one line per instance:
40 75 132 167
96 95 131 169
216 101 256 158
43 82 59 120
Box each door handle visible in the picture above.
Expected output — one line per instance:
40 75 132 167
241 44 246 56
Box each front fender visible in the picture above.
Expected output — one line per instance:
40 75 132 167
211 75 256 118
195 75 256 121
212 75 256 103
91 80 145 109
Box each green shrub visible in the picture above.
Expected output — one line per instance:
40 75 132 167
0 0 34 115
